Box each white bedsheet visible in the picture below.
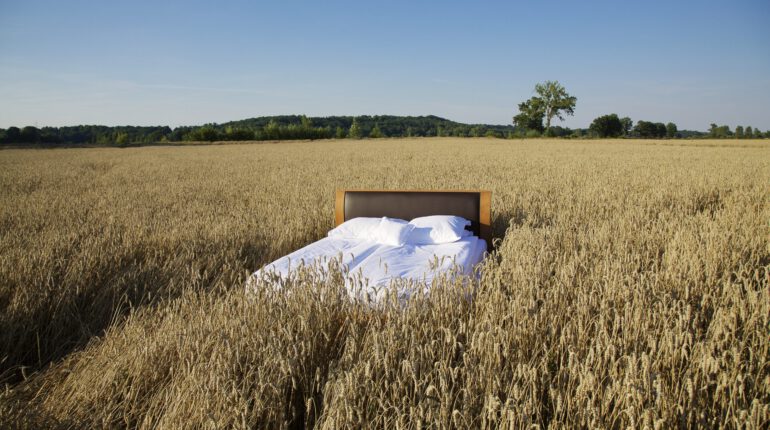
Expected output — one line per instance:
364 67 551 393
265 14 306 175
248 236 487 300
255 237 381 277
348 236 485 291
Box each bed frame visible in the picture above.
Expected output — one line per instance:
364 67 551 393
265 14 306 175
335 190 492 244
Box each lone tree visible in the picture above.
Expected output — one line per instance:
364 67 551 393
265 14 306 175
535 81 576 133
513 80 576 135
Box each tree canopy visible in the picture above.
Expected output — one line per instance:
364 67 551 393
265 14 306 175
633 121 667 138
512 98 545 133
709 124 732 138
535 81 577 132
348 118 362 139
368 123 383 138
512 81 576 135
589 114 623 138
620 117 633 136
666 122 678 138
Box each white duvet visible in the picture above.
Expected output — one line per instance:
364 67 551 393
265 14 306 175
248 236 486 301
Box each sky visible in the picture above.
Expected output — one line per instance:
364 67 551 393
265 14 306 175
1 0 768 131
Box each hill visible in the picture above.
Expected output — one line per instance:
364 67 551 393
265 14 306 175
0 115 517 145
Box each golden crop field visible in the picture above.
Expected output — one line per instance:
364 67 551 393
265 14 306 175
0 138 768 428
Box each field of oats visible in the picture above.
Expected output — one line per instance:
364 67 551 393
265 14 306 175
0 138 768 428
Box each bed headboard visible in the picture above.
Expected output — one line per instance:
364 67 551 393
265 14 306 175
335 190 491 244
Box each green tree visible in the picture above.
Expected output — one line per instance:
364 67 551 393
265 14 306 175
199 126 219 142
534 80 576 133
745 126 753 138
589 114 623 138
20 126 40 143
348 118 362 139
405 126 414 137
634 121 667 138
262 120 280 140
300 115 312 131
620 117 633 136
666 122 678 138
4 126 21 143
369 123 383 138
635 121 656 138
512 98 545 132
335 126 346 139
735 125 744 139
709 124 731 138
115 132 129 145
224 126 253 140
512 81 576 135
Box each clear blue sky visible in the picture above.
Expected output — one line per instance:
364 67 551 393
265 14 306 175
1 0 768 131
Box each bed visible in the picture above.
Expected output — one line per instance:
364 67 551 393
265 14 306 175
248 190 491 301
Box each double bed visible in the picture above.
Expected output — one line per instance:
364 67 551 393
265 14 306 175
248 190 491 301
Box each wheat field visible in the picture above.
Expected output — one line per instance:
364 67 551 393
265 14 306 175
0 138 768 428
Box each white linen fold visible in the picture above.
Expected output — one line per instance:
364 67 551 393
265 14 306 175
248 235 487 301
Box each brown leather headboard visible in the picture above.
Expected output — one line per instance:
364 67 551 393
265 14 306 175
335 190 491 244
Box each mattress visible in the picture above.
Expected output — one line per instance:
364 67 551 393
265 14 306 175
248 236 487 301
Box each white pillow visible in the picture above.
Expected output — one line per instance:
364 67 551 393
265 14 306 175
407 215 471 244
371 217 414 246
327 217 381 240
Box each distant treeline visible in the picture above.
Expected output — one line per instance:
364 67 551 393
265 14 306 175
0 116 515 145
585 114 767 139
0 115 766 145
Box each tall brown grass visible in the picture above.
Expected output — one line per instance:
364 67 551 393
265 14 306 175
0 138 768 428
